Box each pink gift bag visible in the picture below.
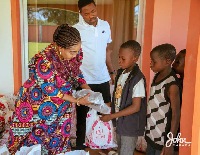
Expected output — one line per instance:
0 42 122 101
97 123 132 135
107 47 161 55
84 109 117 149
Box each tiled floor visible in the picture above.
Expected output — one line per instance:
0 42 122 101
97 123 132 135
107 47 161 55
85 148 145 155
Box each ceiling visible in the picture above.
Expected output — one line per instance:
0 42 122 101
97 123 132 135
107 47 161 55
28 0 113 5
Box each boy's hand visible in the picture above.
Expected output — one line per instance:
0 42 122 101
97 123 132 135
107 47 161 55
161 145 174 155
110 74 116 85
106 102 111 107
100 114 113 122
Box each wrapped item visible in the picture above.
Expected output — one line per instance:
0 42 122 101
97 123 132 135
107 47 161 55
88 103 110 114
0 95 15 134
74 89 104 105
135 136 147 153
0 100 7 135
0 116 5 134
0 130 9 146
0 144 9 155
57 150 90 155
0 95 15 146
0 99 8 115
4 111 13 130
74 89 110 114
3 94 16 111
15 144 41 155
0 103 6 112
84 109 117 149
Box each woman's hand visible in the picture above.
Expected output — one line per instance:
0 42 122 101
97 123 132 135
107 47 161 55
77 93 92 106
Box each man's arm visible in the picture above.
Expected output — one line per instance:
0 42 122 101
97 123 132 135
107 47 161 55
100 97 141 122
106 44 115 84
162 84 180 155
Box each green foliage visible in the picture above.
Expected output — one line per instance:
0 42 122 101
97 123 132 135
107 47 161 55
28 7 79 26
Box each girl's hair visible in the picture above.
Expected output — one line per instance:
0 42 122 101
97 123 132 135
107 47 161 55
53 24 81 49
151 43 176 62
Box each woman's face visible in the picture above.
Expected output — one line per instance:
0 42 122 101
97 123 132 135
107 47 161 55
59 42 81 60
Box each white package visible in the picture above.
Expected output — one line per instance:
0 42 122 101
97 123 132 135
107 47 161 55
0 144 9 155
57 150 90 155
75 89 110 114
15 144 41 155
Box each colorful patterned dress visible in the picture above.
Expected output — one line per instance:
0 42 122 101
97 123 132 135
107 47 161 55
8 44 86 154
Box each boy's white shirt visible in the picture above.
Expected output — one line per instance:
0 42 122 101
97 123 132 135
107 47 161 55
115 70 145 113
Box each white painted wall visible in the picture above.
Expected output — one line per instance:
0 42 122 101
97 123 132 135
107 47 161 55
0 1 14 95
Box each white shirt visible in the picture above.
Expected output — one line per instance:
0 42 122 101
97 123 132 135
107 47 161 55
73 14 112 84
115 71 145 112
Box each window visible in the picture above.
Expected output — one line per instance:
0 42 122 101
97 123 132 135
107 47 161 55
27 7 79 60
20 0 145 82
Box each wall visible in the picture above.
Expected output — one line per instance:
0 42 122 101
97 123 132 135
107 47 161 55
183 0 200 154
0 1 14 95
28 25 57 43
151 0 190 50
28 25 39 42
152 0 173 47
191 37 200 155
142 0 199 154
170 0 190 52
149 0 190 87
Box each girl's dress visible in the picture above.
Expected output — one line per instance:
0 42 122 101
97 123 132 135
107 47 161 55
8 44 86 155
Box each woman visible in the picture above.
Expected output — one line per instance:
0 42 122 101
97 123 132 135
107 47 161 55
8 24 91 154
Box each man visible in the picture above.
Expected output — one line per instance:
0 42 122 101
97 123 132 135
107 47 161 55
73 0 115 150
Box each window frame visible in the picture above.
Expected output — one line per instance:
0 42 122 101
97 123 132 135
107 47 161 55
20 0 29 83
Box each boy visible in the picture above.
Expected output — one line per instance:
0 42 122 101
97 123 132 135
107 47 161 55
101 40 147 155
145 44 181 155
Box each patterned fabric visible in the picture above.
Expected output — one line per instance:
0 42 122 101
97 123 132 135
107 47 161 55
145 71 178 150
8 43 86 155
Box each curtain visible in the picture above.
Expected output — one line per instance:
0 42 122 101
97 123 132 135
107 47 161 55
110 0 137 70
